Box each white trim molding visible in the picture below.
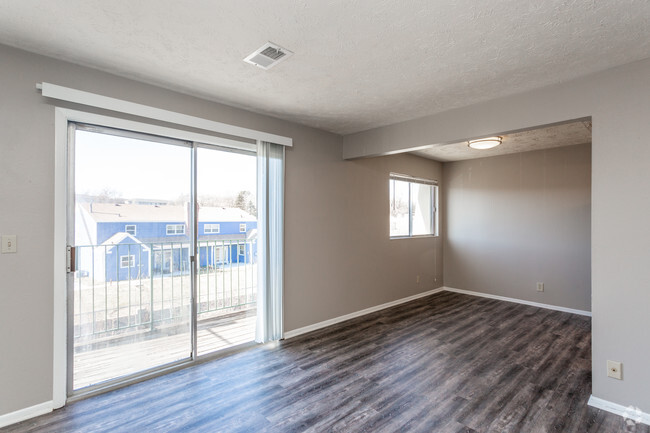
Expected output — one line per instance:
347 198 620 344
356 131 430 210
442 287 592 317
283 287 446 339
38 82 292 147
52 109 68 409
0 401 53 428
61 108 256 152
283 285 592 340
588 395 650 426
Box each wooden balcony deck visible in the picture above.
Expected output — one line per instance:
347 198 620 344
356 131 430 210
74 308 256 389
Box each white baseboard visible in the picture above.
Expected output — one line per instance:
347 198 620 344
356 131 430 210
283 287 446 339
442 286 592 317
588 395 650 426
0 401 53 428
284 285 592 340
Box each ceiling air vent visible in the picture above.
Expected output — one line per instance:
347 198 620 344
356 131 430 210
244 42 293 70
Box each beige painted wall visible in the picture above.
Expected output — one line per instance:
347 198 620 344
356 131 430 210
442 143 591 311
286 151 443 329
0 44 442 417
344 58 650 413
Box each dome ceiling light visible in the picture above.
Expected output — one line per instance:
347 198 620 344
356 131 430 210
468 136 502 150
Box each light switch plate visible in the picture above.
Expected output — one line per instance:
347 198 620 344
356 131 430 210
2 235 17 253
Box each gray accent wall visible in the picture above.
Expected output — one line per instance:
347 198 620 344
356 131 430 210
0 44 442 417
442 143 591 311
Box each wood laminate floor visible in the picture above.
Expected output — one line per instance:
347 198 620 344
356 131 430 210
5 292 646 432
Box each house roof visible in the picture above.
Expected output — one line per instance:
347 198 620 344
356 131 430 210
80 203 255 223
101 232 151 251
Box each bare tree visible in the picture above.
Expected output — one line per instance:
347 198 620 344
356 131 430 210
95 188 122 203
234 191 257 216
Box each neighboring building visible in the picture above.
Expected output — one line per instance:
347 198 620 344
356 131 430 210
75 202 257 281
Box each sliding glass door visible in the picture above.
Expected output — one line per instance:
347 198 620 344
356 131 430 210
195 146 257 356
69 124 257 393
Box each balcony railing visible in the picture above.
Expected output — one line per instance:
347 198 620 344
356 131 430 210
73 239 257 341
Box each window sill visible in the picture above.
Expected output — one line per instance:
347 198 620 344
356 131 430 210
390 235 439 240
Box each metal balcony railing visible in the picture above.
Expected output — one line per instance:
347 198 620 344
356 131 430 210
72 239 257 340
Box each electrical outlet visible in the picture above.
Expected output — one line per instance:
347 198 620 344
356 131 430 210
416 275 421 284
536 282 544 292
607 360 622 380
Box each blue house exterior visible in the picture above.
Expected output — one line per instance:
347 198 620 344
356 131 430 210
100 233 151 281
76 202 257 282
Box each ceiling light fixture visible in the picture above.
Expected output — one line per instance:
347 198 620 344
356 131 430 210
468 136 502 150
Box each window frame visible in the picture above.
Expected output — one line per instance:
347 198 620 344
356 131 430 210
166 224 186 235
125 224 136 236
204 223 220 234
389 173 438 239
120 255 135 268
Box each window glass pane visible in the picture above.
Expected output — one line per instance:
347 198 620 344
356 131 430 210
196 146 257 356
411 183 433 235
390 179 410 237
73 128 191 390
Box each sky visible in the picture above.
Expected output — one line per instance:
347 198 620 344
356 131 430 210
75 130 256 201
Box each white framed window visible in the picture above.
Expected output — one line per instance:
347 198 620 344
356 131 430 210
204 223 220 234
166 224 185 235
390 173 438 238
120 255 135 268
239 223 246 232
238 244 246 256
125 224 136 236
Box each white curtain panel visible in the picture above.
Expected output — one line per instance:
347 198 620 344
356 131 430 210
255 141 284 343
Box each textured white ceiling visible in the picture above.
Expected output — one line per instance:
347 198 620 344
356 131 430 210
0 1 649 135
412 121 591 162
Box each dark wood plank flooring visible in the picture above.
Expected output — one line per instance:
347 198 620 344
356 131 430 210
5 292 646 432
